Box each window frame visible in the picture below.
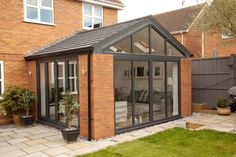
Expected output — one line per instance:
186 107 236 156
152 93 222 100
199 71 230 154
0 61 4 96
82 3 103 30
68 60 78 94
24 0 54 25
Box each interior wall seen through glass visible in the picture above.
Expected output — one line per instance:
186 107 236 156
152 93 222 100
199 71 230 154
48 62 55 121
133 61 150 124
152 62 166 121
115 61 132 129
167 62 179 116
40 63 46 118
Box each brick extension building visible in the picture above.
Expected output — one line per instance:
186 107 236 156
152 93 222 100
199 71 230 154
0 0 192 140
154 3 236 58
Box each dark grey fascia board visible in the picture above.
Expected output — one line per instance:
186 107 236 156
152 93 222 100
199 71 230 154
93 17 151 53
25 47 94 60
148 16 193 57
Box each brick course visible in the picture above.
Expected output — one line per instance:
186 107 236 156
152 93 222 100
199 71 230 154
90 54 114 140
180 58 192 117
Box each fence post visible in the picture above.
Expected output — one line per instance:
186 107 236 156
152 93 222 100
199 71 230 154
231 54 236 86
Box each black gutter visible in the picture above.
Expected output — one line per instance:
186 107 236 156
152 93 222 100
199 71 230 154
87 52 92 141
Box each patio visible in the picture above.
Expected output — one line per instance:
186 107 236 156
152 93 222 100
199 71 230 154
0 113 235 157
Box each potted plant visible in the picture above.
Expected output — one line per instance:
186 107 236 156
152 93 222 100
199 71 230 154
216 96 231 115
0 102 13 125
0 86 25 125
20 89 36 126
59 91 79 143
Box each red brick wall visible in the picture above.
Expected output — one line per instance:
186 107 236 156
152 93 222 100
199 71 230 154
173 32 202 58
181 58 192 117
90 54 114 140
79 54 89 139
0 0 118 91
204 33 236 58
27 60 37 118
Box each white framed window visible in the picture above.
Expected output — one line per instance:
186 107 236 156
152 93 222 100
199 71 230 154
0 61 4 96
24 0 54 25
83 3 103 29
68 61 78 94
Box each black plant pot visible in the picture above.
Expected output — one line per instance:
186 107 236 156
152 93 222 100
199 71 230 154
21 116 34 126
230 103 236 112
61 128 79 143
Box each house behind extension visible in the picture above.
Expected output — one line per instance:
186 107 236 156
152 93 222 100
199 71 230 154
154 3 236 58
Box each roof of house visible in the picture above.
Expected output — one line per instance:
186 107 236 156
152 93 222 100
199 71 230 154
25 15 193 59
154 3 205 33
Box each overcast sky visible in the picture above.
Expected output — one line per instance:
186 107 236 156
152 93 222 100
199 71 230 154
118 0 206 22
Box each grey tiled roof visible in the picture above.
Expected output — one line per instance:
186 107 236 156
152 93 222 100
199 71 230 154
25 17 143 58
25 15 193 59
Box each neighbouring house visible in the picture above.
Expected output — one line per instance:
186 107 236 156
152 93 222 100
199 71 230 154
154 3 236 58
25 15 192 140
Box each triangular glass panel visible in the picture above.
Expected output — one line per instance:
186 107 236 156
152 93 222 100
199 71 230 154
167 42 183 56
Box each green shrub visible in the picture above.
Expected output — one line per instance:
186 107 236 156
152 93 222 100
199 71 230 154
216 96 229 108
0 86 36 115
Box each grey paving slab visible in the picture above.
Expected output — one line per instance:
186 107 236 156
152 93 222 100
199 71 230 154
0 143 28 154
22 144 49 153
21 152 50 157
0 149 27 157
43 146 71 156
7 137 30 144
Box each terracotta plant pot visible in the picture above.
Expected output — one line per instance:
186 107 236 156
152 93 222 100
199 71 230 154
12 113 24 125
217 107 231 115
0 115 13 125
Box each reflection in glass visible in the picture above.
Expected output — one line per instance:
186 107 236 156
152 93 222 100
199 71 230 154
167 42 183 56
167 62 179 116
104 37 131 53
133 27 149 54
48 62 55 121
40 63 46 117
26 7 38 20
115 61 132 129
40 9 53 23
152 62 166 120
134 61 149 124
68 61 78 93
57 61 65 123
151 28 165 55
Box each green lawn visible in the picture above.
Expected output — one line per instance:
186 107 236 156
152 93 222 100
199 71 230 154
78 128 236 157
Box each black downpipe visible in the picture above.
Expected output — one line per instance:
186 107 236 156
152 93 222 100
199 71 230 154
87 52 92 141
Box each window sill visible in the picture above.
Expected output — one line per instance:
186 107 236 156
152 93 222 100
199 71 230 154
23 19 55 26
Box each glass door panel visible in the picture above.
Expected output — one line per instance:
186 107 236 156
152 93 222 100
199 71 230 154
133 61 150 124
40 63 46 118
114 61 133 129
152 62 166 121
68 60 79 127
48 62 56 122
167 62 179 116
57 61 66 124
